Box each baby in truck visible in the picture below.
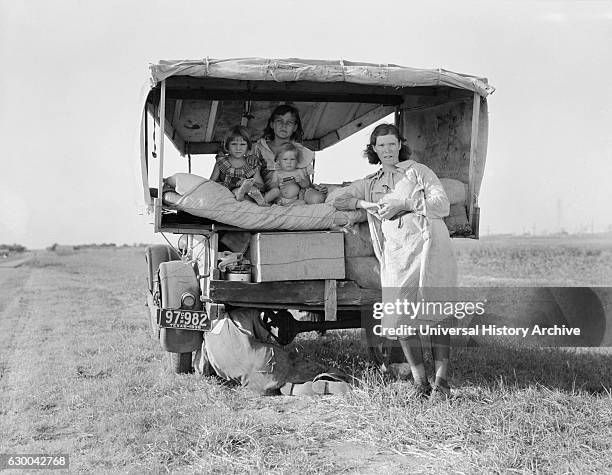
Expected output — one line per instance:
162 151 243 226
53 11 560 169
265 143 327 206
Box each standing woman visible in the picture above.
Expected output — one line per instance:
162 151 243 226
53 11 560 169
333 124 457 400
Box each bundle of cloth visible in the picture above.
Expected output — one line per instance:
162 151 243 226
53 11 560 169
163 173 365 231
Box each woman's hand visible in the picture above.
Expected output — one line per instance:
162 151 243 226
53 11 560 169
356 200 381 219
377 198 409 220
313 183 328 194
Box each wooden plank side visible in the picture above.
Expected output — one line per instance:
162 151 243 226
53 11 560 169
400 98 472 182
163 76 437 98
302 102 327 138
319 105 395 149
139 107 152 209
468 92 481 224
209 280 380 306
204 100 219 142
164 89 403 104
172 99 183 129
157 80 166 194
249 232 345 282
149 99 187 156
324 279 337 321
155 81 166 231
163 115 186 155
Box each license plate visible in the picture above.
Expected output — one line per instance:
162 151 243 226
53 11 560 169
157 309 211 331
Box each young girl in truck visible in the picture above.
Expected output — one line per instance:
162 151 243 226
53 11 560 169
253 104 327 199
209 125 269 206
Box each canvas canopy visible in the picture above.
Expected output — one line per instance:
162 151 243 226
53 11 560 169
148 58 494 97
142 57 493 154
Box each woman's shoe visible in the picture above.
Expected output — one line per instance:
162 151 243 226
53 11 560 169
429 382 452 401
385 362 412 381
412 381 432 400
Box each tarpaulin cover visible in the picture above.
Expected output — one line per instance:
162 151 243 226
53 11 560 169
148 58 494 97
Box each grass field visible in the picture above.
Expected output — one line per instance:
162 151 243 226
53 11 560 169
1 236 611 473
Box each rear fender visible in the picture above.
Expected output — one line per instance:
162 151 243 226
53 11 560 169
144 245 181 338
145 244 181 292
158 261 204 353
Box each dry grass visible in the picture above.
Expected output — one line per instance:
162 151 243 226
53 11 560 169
1 237 611 473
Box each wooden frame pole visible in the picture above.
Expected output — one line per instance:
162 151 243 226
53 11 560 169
468 92 480 226
157 80 166 195
140 107 151 210
154 81 166 231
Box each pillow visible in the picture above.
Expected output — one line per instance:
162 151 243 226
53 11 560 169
164 173 211 196
439 178 467 205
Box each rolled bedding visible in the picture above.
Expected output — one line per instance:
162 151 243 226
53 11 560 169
163 173 365 231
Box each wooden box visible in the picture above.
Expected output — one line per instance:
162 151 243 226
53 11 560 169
249 231 345 282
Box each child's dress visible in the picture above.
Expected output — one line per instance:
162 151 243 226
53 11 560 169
215 154 264 191
267 168 311 190
269 168 310 206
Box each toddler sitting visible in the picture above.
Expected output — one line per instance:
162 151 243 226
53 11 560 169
266 143 326 206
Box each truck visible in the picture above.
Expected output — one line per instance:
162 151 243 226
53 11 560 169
138 58 494 372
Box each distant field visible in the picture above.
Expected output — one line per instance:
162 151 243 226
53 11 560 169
454 234 612 286
0 237 611 473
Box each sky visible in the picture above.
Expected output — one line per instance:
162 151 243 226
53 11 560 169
1 0 611 249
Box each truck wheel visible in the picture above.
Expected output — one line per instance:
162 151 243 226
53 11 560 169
170 352 193 374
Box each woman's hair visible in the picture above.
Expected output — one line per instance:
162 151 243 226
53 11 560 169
363 123 411 165
274 142 302 163
263 104 304 142
222 125 252 153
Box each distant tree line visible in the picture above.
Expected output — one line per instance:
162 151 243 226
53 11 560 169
74 243 117 250
46 243 150 252
0 243 27 253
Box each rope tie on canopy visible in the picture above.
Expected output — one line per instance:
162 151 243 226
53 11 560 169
267 60 279 82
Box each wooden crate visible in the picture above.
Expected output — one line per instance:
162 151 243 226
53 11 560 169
249 231 345 282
